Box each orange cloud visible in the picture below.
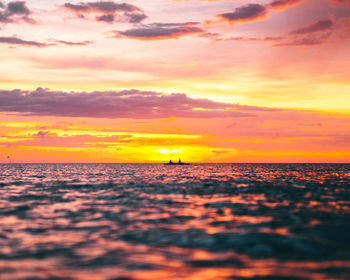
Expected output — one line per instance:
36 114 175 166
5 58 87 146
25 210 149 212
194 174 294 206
211 0 305 25
268 0 304 10
216 3 268 25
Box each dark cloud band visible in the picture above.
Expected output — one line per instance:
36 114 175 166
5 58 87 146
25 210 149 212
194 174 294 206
0 36 47 47
114 22 204 40
0 88 281 119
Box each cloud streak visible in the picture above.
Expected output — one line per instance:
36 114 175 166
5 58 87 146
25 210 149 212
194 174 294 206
113 22 205 40
0 88 282 119
271 19 334 47
274 32 332 46
290 19 333 34
0 36 93 48
268 0 304 10
0 36 48 47
55 39 93 46
201 32 284 42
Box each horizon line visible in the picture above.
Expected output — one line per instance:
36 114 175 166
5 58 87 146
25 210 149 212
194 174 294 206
0 162 349 164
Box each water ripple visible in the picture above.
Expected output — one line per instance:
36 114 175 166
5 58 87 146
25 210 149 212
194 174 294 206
0 163 349 280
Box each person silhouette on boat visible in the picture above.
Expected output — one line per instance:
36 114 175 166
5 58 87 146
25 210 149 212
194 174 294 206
166 158 189 165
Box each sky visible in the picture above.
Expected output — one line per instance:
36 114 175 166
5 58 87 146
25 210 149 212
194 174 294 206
0 0 349 163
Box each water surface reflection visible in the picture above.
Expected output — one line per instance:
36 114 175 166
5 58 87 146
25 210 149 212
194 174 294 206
0 163 349 279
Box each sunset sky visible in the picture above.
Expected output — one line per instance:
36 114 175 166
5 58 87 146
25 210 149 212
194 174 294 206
0 0 349 163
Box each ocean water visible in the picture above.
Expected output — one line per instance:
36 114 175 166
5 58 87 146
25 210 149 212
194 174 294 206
0 163 349 280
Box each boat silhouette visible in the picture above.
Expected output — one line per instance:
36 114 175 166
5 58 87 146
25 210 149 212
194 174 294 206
164 158 190 165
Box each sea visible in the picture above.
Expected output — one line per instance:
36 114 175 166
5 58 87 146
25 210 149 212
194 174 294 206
0 163 349 280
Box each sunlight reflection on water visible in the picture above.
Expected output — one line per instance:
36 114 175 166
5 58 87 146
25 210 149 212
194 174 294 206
0 163 349 280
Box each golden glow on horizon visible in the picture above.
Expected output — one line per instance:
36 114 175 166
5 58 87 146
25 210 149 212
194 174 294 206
1 106 350 163
157 148 185 155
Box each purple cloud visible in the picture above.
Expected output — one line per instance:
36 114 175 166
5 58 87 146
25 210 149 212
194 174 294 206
96 13 114 22
0 88 282 119
33 131 57 138
0 1 32 23
64 2 138 13
114 22 204 40
290 19 333 34
7 1 29 14
212 1 304 26
274 32 332 46
217 4 268 23
0 36 48 47
63 1 146 23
